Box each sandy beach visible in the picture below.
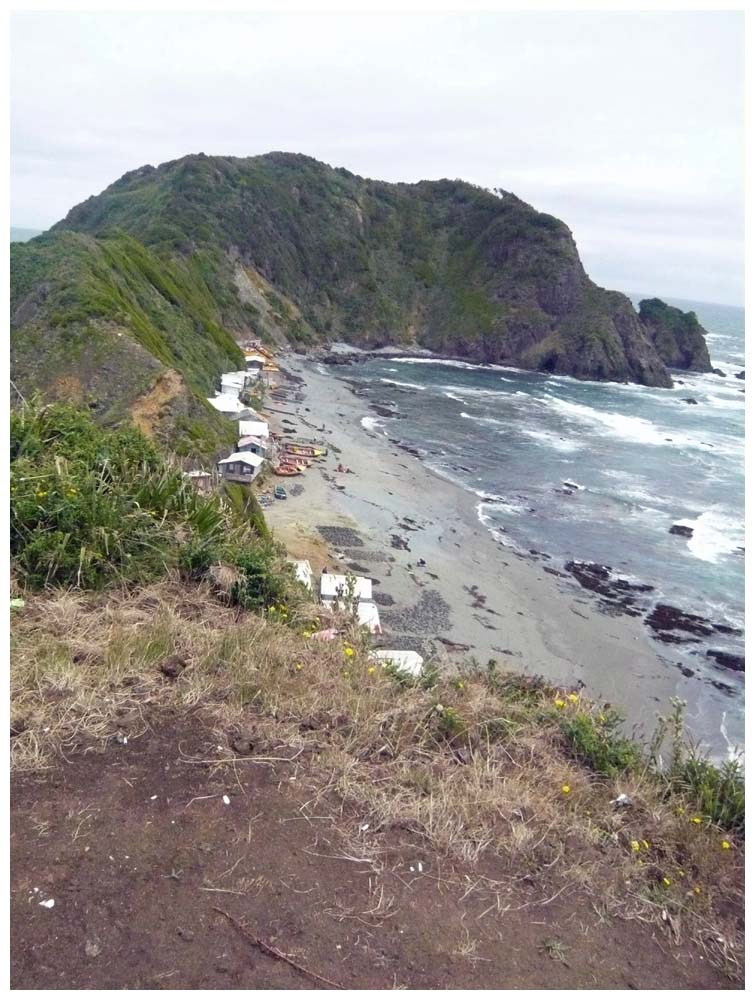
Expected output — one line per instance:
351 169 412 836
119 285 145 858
262 354 718 746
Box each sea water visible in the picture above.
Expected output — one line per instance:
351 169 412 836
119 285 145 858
340 297 745 756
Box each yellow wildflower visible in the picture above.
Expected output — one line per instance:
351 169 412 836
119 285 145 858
642 840 650 850
662 876 671 887
561 784 571 795
568 692 579 703
554 698 566 709
721 840 731 850
294 663 303 671
367 666 376 675
598 713 606 723
691 816 702 825
630 840 640 852
344 646 354 657
678 869 685 877
693 886 702 895
302 631 311 638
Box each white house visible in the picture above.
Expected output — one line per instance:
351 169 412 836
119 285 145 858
320 573 373 603
369 649 424 677
217 451 264 484
220 371 248 395
238 419 269 439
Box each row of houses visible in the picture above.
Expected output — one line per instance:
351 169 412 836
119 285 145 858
291 560 424 677
208 344 277 485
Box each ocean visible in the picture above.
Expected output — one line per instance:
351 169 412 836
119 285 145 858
335 297 745 757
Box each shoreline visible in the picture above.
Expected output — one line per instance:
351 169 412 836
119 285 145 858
263 354 741 757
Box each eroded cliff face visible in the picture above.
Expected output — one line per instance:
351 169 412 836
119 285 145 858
43 153 705 388
638 298 712 372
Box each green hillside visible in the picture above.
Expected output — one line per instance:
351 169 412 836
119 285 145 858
13 152 719 458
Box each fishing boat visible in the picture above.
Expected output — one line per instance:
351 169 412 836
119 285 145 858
273 464 302 476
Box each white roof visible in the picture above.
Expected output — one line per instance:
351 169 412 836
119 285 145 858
290 559 314 589
357 602 381 633
320 573 372 601
238 420 269 438
218 451 264 467
221 370 247 384
187 469 211 478
207 394 246 414
238 434 268 449
369 649 424 677
245 352 267 364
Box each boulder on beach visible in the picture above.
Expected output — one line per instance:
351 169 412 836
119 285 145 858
669 524 694 538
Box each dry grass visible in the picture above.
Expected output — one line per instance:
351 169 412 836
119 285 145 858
10 578 744 978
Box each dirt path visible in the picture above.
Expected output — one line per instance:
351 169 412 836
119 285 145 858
11 713 732 990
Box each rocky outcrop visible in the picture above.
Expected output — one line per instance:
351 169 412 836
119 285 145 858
638 298 712 372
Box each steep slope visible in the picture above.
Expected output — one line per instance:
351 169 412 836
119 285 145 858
53 152 675 386
10 230 243 457
638 298 712 372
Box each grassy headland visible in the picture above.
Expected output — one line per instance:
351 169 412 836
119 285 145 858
10 401 744 984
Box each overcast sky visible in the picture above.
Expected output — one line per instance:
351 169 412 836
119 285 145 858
11 10 744 305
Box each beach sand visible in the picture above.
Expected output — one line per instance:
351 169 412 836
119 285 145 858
262 355 694 743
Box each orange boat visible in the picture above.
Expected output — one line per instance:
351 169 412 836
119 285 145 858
274 465 302 476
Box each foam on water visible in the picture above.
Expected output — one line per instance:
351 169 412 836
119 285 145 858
379 378 426 390
672 509 745 564
543 395 741 458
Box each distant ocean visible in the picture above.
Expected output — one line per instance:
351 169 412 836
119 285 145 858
339 297 745 756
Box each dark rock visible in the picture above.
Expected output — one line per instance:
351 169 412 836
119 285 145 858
711 367 727 377
681 397 698 405
645 604 714 638
706 650 744 673
669 524 694 538
712 622 742 636
158 655 187 679
735 370 745 380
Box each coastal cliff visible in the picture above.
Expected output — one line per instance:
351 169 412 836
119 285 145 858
13 152 717 451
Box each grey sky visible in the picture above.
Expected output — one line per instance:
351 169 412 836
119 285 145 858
11 10 744 305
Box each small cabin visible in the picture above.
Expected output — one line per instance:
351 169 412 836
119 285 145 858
237 434 269 458
217 451 264 484
245 353 267 373
207 393 247 416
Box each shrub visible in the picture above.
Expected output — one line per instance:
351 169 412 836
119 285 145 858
560 709 641 777
230 544 290 611
672 754 744 835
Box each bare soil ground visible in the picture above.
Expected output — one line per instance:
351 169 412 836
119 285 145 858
11 711 734 990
